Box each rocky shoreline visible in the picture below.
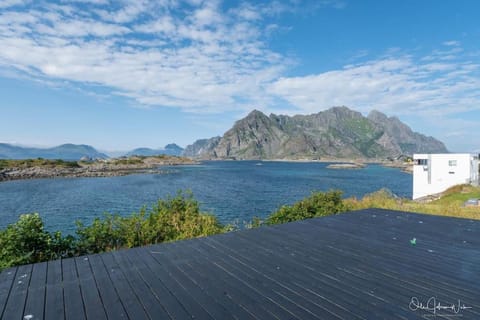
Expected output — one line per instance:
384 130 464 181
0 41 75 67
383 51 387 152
0 156 198 182
326 163 366 169
380 161 413 173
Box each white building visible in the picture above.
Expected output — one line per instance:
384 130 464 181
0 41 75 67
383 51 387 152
413 153 479 200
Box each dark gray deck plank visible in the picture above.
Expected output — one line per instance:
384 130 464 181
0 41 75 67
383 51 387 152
205 233 382 320
88 254 128 320
122 247 192 319
135 246 213 320
2 264 33 320
0 266 17 319
45 259 64 320
255 212 480 318
62 257 86 320
23 262 47 320
234 218 479 316
155 240 264 320
202 217 469 319
187 239 348 318
305 213 480 266
179 261 261 320
284 217 480 294
148 252 235 320
75 256 107 320
111 249 171 319
201 237 337 320
166 240 291 320
100 252 150 320
267 215 480 292
202 232 389 320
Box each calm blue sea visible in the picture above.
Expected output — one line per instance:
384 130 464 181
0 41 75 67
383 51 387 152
0 161 411 234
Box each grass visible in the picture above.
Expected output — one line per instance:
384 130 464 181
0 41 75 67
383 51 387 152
111 158 144 165
432 184 480 205
0 158 80 169
345 185 480 220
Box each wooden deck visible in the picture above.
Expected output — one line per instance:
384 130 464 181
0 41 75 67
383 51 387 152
1 208 479 319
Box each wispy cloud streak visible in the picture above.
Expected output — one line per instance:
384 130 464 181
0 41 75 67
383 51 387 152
0 0 295 112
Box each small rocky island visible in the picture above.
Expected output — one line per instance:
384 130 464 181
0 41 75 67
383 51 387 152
326 162 366 169
0 156 197 182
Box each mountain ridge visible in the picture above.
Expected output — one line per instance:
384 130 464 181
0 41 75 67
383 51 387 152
183 106 448 160
0 143 108 160
125 143 184 157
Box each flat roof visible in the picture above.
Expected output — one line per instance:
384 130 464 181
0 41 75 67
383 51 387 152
1 208 479 319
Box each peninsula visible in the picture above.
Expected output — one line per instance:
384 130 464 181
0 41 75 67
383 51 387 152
0 155 197 182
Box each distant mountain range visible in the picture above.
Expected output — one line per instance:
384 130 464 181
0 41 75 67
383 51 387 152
124 144 184 157
183 106 448 160
1 107 447 161
0 143 108 160
0 143 185 160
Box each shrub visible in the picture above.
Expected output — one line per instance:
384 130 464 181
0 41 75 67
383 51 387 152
0 213 73 270
75 213 125 254
0 191 226 270
75 191 225 254
266 190 346 225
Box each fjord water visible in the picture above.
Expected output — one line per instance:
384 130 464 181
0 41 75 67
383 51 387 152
0 161 411 234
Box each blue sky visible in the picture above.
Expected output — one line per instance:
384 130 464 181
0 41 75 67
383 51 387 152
0 0 479 153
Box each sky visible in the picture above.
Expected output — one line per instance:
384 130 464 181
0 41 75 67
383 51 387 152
0 0 479 153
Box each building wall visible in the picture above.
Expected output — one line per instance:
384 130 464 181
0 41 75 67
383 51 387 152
413 154 475 200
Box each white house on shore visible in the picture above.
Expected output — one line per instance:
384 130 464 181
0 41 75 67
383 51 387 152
413 153 479 200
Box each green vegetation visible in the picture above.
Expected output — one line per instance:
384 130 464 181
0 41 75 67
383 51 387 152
109 155 182 166
0 158 81 169
344 185 480 220
266 190 346 225
110 158 144 165
0 213 75 270
344 117 376 139
0 191 225 271
431 185 480 206
75 191 225 254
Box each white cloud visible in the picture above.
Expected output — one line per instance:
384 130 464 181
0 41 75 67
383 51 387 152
1 0 479 137
269 53 480 118
443 40 460 46
0 0 304 114
134 16 176 34
0 0 28 8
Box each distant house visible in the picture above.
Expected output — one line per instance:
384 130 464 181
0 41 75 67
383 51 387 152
413 153 479 200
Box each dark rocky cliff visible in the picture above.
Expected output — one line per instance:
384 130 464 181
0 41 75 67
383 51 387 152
184 106 448 160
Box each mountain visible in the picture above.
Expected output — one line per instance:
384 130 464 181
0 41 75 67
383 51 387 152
184 106 448 160
125 143 184 157
164 143 184 155
0 143 108 160
367 110 447 155
182 137 221 158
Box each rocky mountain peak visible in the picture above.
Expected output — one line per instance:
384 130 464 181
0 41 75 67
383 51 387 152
367 110 389 123
184 106 448 160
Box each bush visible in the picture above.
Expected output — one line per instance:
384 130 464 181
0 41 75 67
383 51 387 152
75 191 225 254
266 190 346 225
0 191 226 270
0 213 73 270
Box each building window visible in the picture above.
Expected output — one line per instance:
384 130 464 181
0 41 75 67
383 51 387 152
416 159 428 165
448 160 457 167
